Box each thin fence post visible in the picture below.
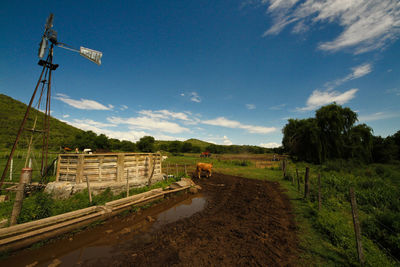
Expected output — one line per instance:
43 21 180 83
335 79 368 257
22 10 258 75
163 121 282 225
184 164 187 176
304 167 310 199
282 159 286 179
296 168 300 192
318 173 321 210
126 170 130 197
176 164 178 177
86 175 92 204
291 167 295 185
350 187 365 266
10 158 13 181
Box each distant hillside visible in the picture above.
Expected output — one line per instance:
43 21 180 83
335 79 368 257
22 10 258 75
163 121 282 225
184 138 214 151
0 94 84 150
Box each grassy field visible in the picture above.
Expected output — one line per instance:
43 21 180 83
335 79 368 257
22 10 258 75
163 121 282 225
1 152 398 265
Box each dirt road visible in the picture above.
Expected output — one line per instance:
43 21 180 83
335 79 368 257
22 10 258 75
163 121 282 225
2 173 298 266
104 173 298 266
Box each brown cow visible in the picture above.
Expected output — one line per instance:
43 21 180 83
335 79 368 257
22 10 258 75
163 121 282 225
196 162 213 179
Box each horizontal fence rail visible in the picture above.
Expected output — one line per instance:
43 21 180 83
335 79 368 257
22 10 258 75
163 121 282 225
56 153 162 184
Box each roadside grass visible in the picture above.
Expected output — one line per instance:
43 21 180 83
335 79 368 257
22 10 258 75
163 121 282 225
0 176 181 226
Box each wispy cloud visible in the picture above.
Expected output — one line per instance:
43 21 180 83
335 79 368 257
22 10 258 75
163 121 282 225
298 88 358 111
261 0 400 54
358 111 400 122
324 63 372 90
73 119 116 128
202 117 276 134
246 104 256 110
62 114 70 118
107 116 190 134
120 105 128 111
260 142 281 148
386 88 400 96
190 92 201 103
223 136 233 145
62 118 147 142
55 93 113 110
269 103 286 110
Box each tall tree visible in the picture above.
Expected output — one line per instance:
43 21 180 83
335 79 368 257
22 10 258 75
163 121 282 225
137 136 155 152
315 103 358 160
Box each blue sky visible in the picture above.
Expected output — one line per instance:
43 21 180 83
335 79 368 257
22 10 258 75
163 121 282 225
1 0 399 147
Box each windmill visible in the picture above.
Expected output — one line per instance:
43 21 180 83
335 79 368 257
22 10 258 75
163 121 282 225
0 13 103 190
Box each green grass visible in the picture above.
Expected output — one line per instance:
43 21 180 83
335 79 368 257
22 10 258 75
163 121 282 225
0 176 182 226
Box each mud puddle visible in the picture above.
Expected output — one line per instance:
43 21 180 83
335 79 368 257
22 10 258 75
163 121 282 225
2 193 206 267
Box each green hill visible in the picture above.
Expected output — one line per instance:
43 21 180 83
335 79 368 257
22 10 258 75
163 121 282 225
0 94 84 151
184 138 214 151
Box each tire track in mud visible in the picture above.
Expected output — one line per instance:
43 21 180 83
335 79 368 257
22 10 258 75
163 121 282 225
103 173 299 267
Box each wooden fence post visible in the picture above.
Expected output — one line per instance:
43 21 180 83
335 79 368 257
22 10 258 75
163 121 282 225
296 168 300 192
184 164 187 176
176 164 178 177
9 158 13 181
350 187 365 266
10 168 32 225
304 167 310 199
318 173 321 210
86 175 92 204
282 159 286 179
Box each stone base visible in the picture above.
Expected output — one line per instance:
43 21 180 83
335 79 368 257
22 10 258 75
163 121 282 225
45 174 164 199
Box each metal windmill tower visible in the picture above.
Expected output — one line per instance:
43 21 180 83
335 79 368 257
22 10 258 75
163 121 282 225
0 13 103 189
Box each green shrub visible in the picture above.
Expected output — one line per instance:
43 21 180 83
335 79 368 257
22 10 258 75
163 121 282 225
18 192 54 223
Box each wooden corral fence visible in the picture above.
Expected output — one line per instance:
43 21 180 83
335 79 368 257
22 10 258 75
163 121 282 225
56 153 162 183
162 163 197 177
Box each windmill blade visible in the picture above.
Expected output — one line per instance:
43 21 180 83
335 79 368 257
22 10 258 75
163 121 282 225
45 13 54 31
80 47 103 65
38 36 48 59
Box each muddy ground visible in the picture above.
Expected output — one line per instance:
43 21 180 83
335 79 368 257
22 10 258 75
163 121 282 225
2 173 298 266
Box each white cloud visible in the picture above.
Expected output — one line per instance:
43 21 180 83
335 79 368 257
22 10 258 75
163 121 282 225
120 105 128 111
269 103 286 110
62 114 70 118
223 136 233 145
190 92 201 103
324 63 372 90
298 88 358 111
107 116 190 134
262 0 400 54
139 110 191 121
72 119 116 128
202 117 276 134
62 119 147 142
55 93 113 110
260 142 281 148
358 111 400 122
246 104 256 110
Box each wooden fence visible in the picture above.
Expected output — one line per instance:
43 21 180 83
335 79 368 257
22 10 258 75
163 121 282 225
56 153 162 184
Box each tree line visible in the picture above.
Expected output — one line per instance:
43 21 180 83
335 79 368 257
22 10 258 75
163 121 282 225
64 133 276 155
282 103 400 164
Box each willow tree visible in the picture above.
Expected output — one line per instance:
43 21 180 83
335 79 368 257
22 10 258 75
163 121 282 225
282 118 322 163
315 103 358 161
282 103 373 163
